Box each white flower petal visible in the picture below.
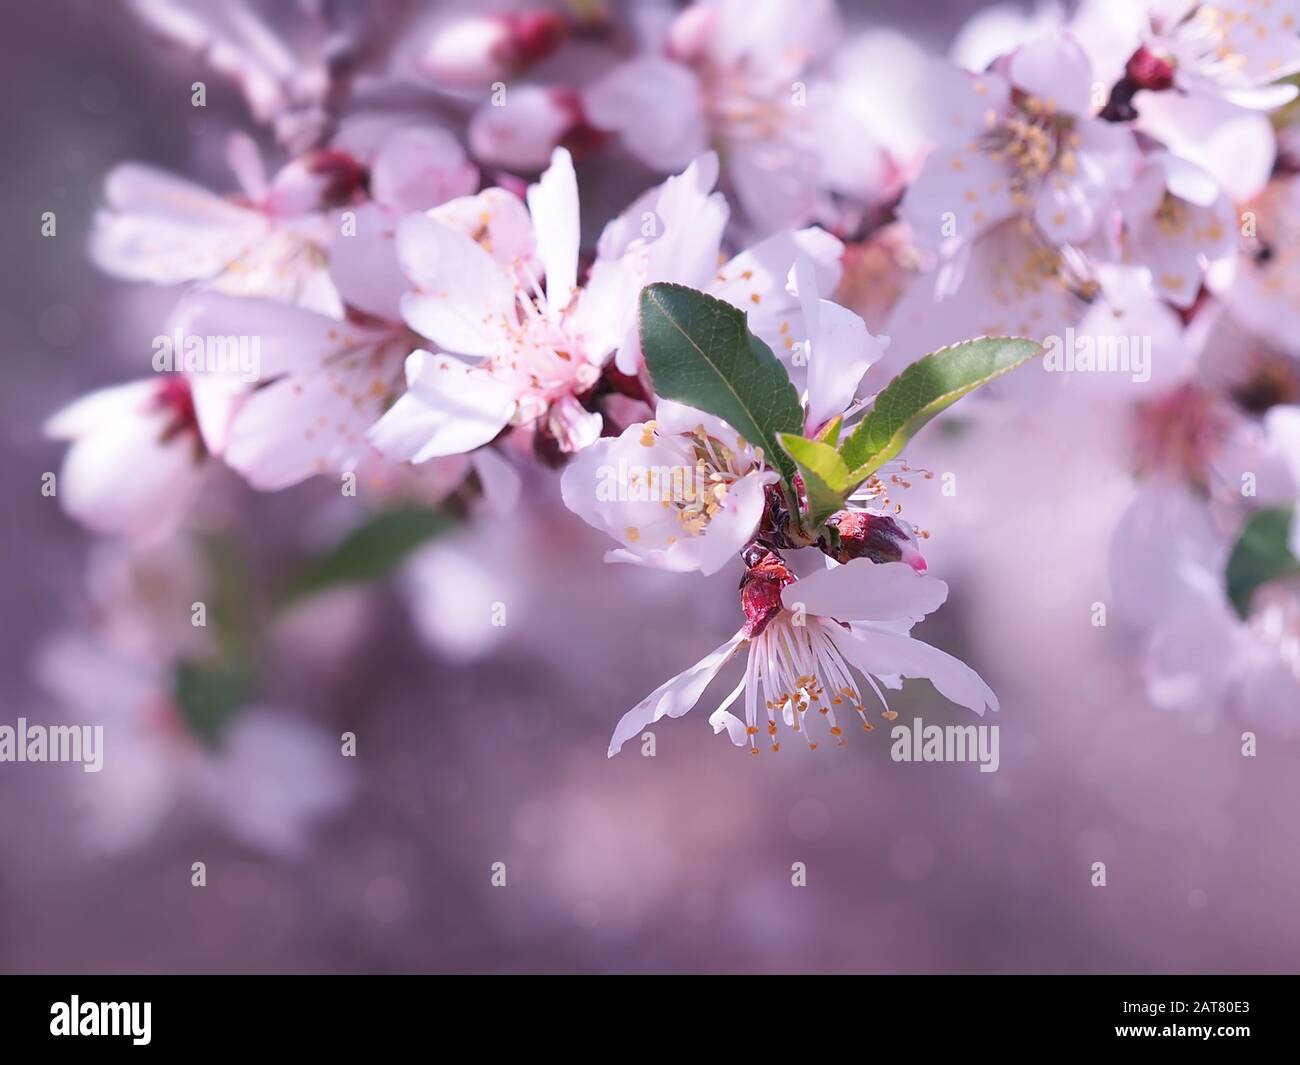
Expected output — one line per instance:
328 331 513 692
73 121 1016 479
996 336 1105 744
582 58 709 172
526 147 580 310
328 203 407 321
560 429 697 561
467 86 571 172
789 559 948 623
608 632 745 756
369 126 478 214
1008 33 1093 115
695 469 776 576
708 674 750 746
833 625 999 715
90 163 266 284
653 398 738 446
60 412 203 541
397 215 515 356
45 380 157 439
430 187 537 270
366 350 515 463
805 297 885 431
1265 405 1300 494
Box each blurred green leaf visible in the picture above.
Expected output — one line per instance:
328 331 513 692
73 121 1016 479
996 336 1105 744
173 659 255 750
197 531 257 657
279 504 453 605
1226 505 1300 618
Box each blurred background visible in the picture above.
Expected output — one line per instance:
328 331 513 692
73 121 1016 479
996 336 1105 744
2 0 1299 974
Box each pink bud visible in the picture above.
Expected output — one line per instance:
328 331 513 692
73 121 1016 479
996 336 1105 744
418 13 566 90
1125 46 1176 92
264 149 367 216
823 511 926 572
417 16 514 89
153 375 201 448
502 11 567 66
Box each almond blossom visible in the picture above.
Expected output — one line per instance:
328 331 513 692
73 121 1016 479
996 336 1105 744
582 0 848 233
1143 563 1300 739
561 261 886 575
91 122 477 316
366 147 614 460
899 33 1138 249
39 632 351 854
560 399 778 576
90 133 358 316
1119 151 1237 307
36 537 352 854
1131 0 1300 110
607 553 997 756
44 375 206 541
606 154 845 376
367 147 841 465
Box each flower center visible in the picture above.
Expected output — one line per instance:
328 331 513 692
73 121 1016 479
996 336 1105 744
747 615 874 753
491 272 599 423
984 96 1080 195
153 375 201 449
646 421 756 540
1132 381 1231 491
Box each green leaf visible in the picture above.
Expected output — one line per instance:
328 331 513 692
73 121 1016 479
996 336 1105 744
279 504 453 605
779 433 853 529
1226 505 1300 618
639 283 804 483
173 659 255 749
839 336 1042 479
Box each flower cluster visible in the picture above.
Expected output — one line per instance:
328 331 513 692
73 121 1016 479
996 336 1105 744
41 0 1300 849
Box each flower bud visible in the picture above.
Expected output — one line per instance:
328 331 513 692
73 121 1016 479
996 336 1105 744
418 13 566 90
1125 46 1176 92
822 510 926 572
264 149 368 215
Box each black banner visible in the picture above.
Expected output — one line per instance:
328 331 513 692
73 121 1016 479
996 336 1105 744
0 976 1293 1052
